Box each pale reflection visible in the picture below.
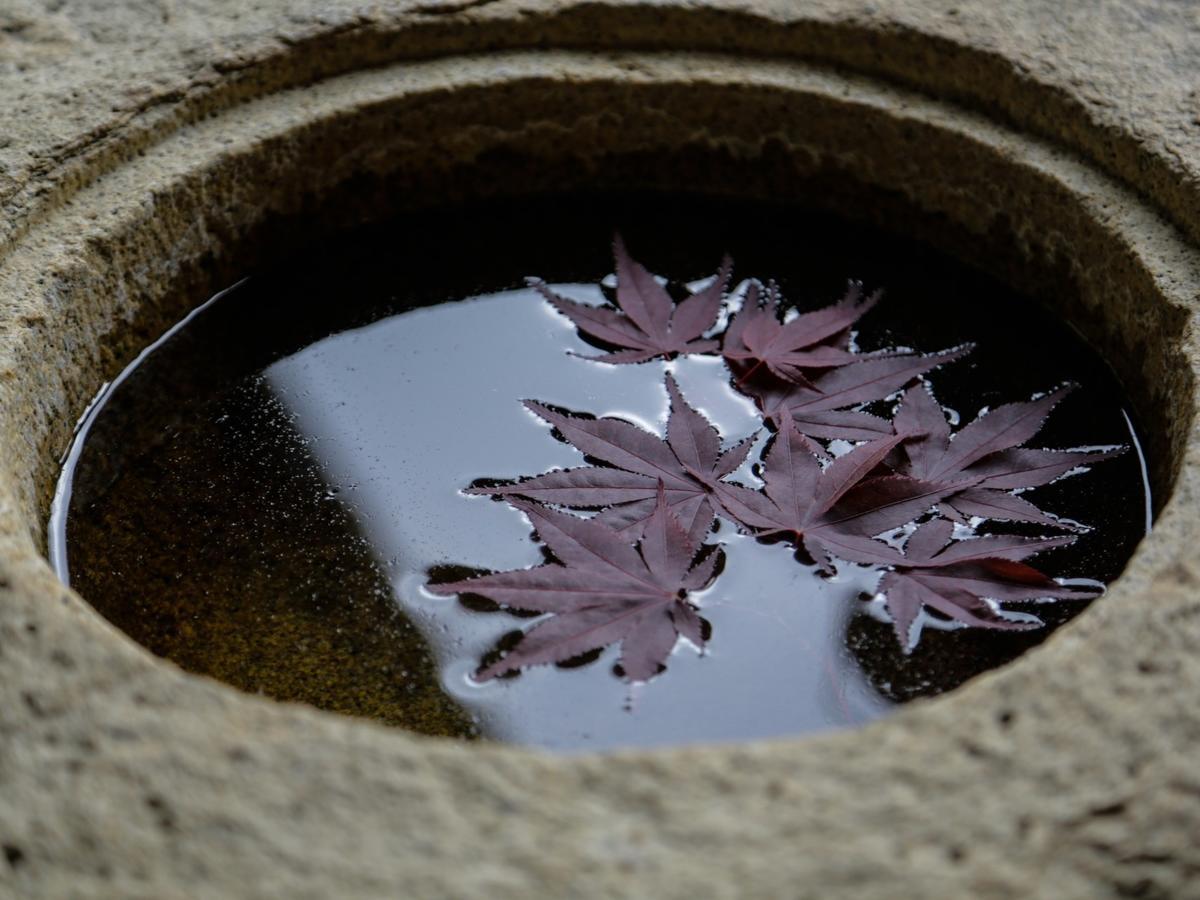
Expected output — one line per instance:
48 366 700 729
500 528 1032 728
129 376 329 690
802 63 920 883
265 287 892 751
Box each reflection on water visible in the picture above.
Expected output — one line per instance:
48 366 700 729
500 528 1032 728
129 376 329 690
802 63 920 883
54 192 1150 752
265 291 893 747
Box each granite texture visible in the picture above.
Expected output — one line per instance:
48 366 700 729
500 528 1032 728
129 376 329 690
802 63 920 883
2 2 1200 897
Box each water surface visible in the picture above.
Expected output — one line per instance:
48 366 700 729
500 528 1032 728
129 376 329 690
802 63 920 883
54 193 1150 751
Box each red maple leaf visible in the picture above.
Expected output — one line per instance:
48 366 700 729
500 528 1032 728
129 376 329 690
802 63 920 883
467 374 753 542
428 487 717 683
711 418 956 568
722 280 877 386
747 346 971 439
892 383 1121 528
441 234 1122 692
532 235 732 363
879 518 1102 649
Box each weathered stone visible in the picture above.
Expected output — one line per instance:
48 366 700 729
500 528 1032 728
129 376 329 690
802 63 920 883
2 2 1199 897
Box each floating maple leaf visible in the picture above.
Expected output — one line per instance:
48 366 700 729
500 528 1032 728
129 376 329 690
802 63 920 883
532 235 732 364
438 234 1127 694
722 280 877 385
879 518 1102 649
893 383 1122 528
747 346 971 439
712 419 955 568
428 487 717 683
468 375 753 542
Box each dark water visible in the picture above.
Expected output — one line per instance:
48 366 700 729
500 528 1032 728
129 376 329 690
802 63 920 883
52 192 1150 752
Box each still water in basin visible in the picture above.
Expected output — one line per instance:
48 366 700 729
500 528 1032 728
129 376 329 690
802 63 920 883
51 192 1150 751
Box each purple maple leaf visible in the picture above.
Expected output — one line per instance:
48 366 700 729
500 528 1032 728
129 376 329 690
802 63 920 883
428 487 717 683
747 346 972 439
722 280 877 385
532 235 732 364
468 374 754 542
711 418 956 568
893 383 1122 529
879 518 1102 649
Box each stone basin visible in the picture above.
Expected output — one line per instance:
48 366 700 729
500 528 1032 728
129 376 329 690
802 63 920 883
2 2 1199 896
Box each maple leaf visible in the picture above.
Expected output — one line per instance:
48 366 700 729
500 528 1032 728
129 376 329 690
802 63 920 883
532 235 732 364
747 346 972 439
467 374 753 542
722 280 878 385
892 383 1122 528
879 518 1102 649
711 418 956 568
428 487 717 683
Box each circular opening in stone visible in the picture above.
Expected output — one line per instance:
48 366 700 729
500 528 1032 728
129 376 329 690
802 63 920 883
50 189 1152 752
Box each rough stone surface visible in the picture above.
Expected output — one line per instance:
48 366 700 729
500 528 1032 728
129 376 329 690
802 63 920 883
2 2 1200 898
